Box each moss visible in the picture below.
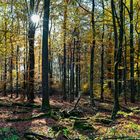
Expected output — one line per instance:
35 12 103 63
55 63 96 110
0 102 11 107
0 127 20 140
95 118 113 125
73 120 94 131
61 109 84 118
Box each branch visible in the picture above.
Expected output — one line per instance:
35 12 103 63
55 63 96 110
123 2 130 17
135 2 140 34
72 94 81 111
114 5 121 27
35 0 41 13
75 0 91 14
24 0 30 18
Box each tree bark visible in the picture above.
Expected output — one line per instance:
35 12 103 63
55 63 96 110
111 0 121 120
16 45 19 98
100 0 105 101
41 0 50 111
90 0 95 106
28 0 35 102
63 0 68 100
130 0 135 103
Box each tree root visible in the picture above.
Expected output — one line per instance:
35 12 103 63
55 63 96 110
0 102 11 107
11 102 41 108
24 132 53 140
0 102 40 108
6 113 51 122
103 136 136 139
95 118 113 125
95 99 133 113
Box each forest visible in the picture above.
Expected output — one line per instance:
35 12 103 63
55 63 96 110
0 0 140 139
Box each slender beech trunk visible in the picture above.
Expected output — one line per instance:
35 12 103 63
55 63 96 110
130 0 135 103
123 0 127 104
41 0 50 111
107 33 112 90
76 36 81 97
76 40 79 97
67 45 70 98
3 21 7 96
90 0 95 106
38 45 41 80
25 21 28 99
10 0 14 98
100 0 105 101
28 0 35 102
123 35 127 104
16 45 19 98
118 0 124 96
79 51 81 90
111 0 121 120
10 38 13 98
78 42 81 92
70 39 75 102
4 51 7 96
49 20 53 95
137 34 140 99
135 11 140 99
38 44 41 94
63 0 68 100
23 45 26 96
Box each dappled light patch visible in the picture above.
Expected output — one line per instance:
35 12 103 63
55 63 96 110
0 95 140 139
0 0 140 139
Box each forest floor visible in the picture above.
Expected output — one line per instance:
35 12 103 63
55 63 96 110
0 94 140 140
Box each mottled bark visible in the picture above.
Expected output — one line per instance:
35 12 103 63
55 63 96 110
90 0 95 106
130 0 135 103
41 0 50 111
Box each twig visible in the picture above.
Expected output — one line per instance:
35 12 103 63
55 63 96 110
71 94 81 111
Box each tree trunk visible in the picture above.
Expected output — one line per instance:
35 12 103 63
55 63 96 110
100 0 105 101
28 0 35 102
137 34 140 99
10 0 14 98
123 35 127 104
3 21 7 96
118 0 124 96
90 0 95 106
25 21 29 99
10 38 13 98
16 45 19 98
63 0 68 100
76 40 79 97
123 1 127 104
70 39 75 102
130 0 135 103
111 0 121 120
41 0 50 111
107 33 113 90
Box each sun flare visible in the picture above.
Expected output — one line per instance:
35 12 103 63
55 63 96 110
31 14 40 24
